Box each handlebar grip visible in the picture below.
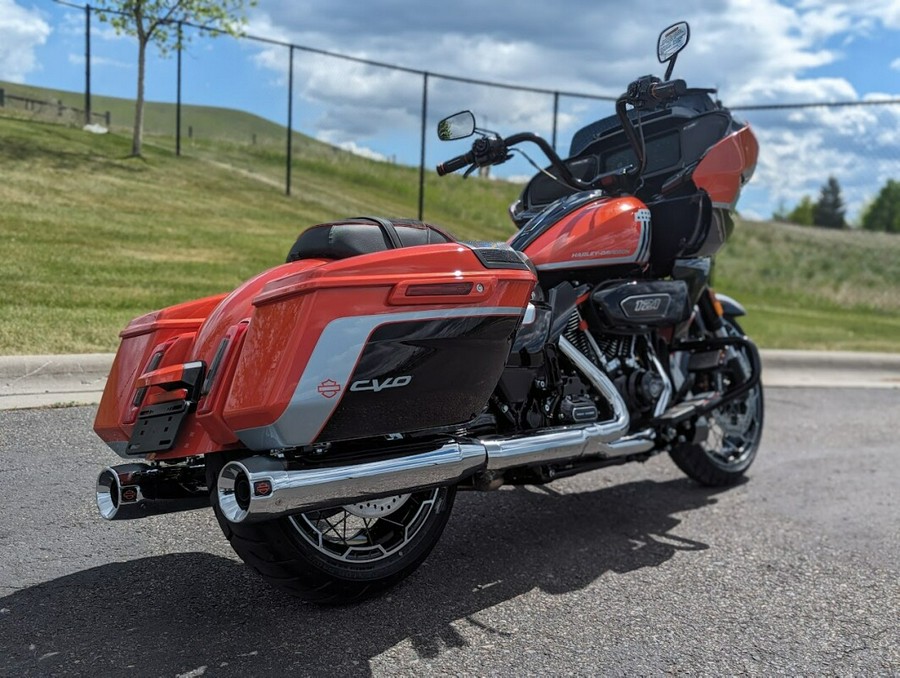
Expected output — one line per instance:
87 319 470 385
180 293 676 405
650 79 687 101
436 152 474 176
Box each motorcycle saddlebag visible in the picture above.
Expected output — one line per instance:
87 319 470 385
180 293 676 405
220 222 536 450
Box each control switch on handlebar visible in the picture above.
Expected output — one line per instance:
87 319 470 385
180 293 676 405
650 78 687 102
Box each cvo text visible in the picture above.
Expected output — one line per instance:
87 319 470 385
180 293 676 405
350 376 413 393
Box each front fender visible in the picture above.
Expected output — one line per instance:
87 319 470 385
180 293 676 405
715 292 746 318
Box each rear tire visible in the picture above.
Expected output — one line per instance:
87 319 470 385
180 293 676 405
669 317 764 486
207 458 456 604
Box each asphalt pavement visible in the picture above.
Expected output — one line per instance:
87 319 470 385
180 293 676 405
1 349 899 411
1 348 898 675
0 387 898 676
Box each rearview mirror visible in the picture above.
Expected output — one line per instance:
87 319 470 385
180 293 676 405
437 111 476 141
657 22 690 80
658 22 689 62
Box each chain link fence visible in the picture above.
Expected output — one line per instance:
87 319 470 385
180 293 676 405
12 1 899 225
0 86 110 127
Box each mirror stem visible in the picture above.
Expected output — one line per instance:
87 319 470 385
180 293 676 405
664 55 677 81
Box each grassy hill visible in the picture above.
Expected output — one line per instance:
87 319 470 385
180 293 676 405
715 222 900 351
0 114 522 354
0 79 287 148
0 100 898 354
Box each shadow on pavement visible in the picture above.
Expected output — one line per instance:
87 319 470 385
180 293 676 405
0 477 723 677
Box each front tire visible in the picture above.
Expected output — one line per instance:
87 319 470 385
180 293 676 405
207 459 457 604
669 317 764 486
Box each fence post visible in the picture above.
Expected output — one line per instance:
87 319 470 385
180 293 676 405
85 4 92 125
551 91 559 152
105 111 110 127
176 21 183 156
286 45 294 197
0 88 4 107
418 72 429 221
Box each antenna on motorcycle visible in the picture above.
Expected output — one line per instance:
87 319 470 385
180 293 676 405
657 21 690 81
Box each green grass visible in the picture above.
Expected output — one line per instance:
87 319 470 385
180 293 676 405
715 220 900 352
0 114 521 354
0 79 288 148
0 97 898 355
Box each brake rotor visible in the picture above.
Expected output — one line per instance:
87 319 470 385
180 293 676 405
342 494 411 519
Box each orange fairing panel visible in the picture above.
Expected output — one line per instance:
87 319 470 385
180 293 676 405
94 294 226 454
693 124 759 209
222 243 535 446
95 242 535 459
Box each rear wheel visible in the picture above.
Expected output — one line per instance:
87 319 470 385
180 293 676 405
670 317 764 486
207 459 456 604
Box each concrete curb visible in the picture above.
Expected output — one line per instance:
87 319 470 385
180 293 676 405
0 353 116 380
760 350 900 389
1 349 898 411
0 353 115 411
760 349 900 371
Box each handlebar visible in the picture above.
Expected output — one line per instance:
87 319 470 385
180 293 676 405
649 79 687 102
436 132 595 191
435 76 691 191
436 151 475 176
614 77 687 178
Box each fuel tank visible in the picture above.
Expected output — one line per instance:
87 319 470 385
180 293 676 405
509 193 651 273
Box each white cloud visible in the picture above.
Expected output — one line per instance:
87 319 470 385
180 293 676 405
58 8 122 42
891 57 900 71
68 53 131 69
243 0 899 220
797 0 900 30
328 139 388 162
246 0 883 127
0 0 51 82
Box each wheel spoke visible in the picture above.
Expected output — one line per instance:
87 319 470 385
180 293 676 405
289 487 442 564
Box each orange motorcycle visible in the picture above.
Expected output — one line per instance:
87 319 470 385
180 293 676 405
94 22 762 603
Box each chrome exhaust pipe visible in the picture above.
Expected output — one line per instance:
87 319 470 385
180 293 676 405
480 336 635 470
96 463 209 520
217 441 487 524
217 338 647 525
217 423 655 526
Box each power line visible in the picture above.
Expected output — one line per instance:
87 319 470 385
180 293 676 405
732 98 900 111
52 0 617 101
53 0 900 111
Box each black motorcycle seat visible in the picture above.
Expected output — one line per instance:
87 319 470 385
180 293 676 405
286 217 455 262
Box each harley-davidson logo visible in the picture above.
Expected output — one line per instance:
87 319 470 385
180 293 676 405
317 379 341 399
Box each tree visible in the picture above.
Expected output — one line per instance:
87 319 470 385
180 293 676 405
786 195 814 226
95 0 254 157
812 176 846 229
861 179 900 234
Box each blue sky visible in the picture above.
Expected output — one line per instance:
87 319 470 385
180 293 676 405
2 0 899 222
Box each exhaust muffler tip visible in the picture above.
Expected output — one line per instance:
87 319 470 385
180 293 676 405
96 462 209 520
216 443 488 525
96 464 146 520
217 461 257 524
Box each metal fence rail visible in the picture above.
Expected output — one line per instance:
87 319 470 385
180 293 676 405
0 88 110 128
38 1 900 222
